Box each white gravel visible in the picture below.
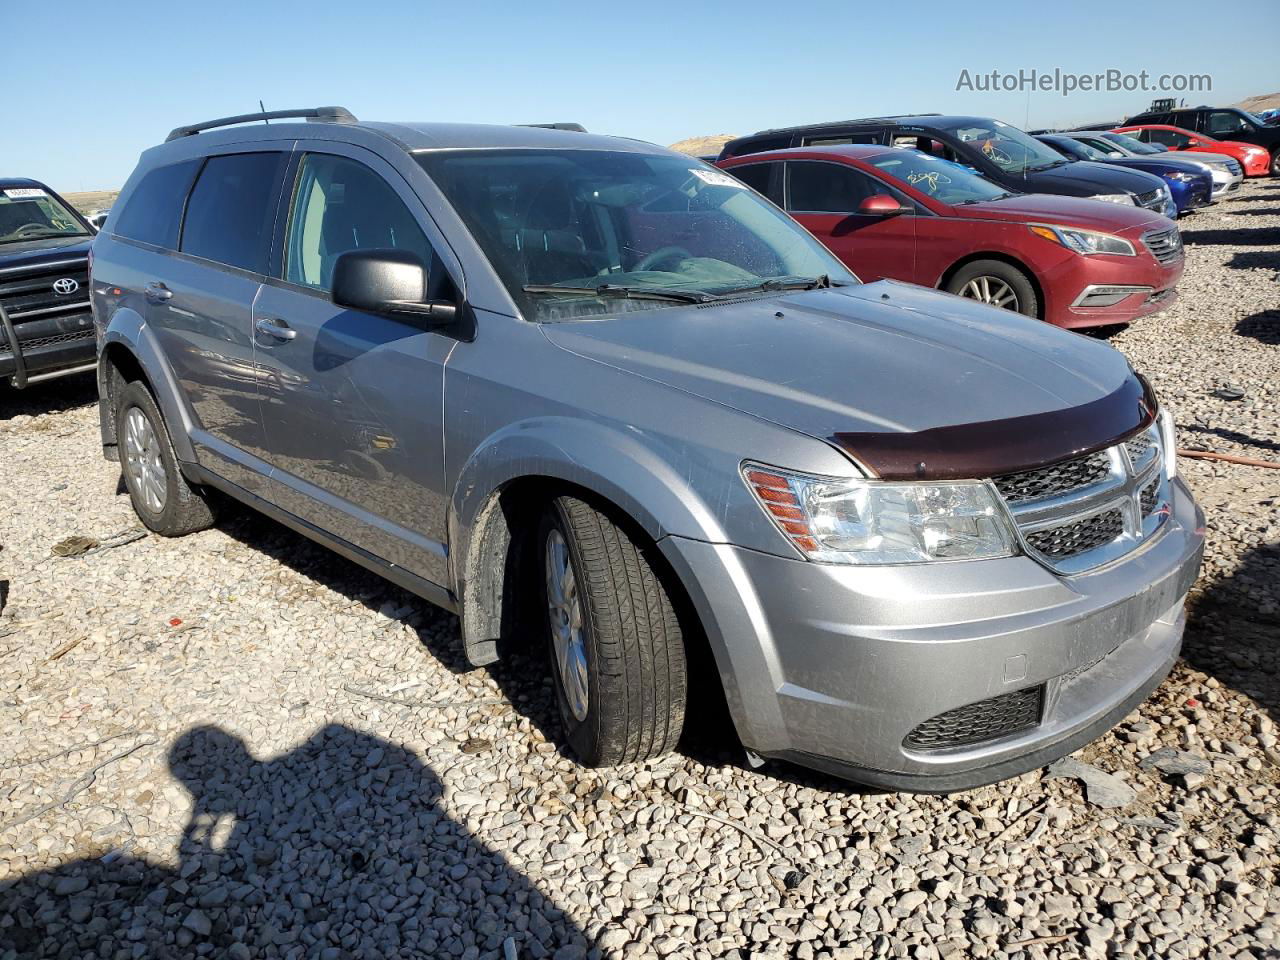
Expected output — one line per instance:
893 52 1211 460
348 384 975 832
1 182 1278 960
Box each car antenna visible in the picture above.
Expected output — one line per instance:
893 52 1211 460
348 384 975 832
260 100 268 124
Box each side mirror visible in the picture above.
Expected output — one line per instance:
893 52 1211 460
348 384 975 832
857 194 909 217
331 249 457 324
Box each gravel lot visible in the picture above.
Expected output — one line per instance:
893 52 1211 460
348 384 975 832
2 182 1278 960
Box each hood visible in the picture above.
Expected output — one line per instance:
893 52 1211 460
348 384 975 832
0 234 94 267
1012 160 1165 197
542 281 1146 476
957 193 1169 233
1108 157 1208 181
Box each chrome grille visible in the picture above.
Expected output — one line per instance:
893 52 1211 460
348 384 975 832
1142 228 1182 265
904 686 1044 750
1026 509 1124 558
994 424 1169 574
993 451 1111 504
0 258 91 329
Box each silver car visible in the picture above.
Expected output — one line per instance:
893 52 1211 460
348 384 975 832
91 108 1204 792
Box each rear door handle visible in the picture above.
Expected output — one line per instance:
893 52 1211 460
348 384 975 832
144 282 172 304
255 317 297 341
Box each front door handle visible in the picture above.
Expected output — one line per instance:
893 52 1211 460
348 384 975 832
255 317 297 341
144 282 172 304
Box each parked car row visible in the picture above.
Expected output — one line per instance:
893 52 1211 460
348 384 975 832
77 105 1216 793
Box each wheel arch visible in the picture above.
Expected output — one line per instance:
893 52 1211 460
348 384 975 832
937 252 1046 320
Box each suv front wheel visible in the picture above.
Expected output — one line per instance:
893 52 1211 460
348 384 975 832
116 381 216 537
539 495 687 766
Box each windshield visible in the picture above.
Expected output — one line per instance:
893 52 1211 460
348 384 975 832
931 118 1068 175
416 149 856 321
869 149 1013 205
0 187 89 244
1058 138 1113 162
1073 136 1127 158
1104 133 1163 155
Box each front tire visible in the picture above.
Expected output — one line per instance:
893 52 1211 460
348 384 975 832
116 380 215 537
539 495 687 766
1270 147 1280 177
945 260 1039 318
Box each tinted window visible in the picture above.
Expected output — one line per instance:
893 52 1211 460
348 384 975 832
786 161 877 213
181 153 286 273
1207 111 1251 136
114 160 200 248
1147 129 1191 148
803 134 881 146
726 163 775 198
285 154 434 292
728 134 792 156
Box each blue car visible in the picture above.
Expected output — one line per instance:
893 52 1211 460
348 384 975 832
1036 133 1212 216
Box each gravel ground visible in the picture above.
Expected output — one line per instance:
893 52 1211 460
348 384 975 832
1 182 1278 960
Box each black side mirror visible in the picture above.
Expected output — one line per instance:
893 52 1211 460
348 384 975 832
331 249 457 324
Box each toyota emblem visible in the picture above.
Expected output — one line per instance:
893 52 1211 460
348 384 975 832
52 277 79 296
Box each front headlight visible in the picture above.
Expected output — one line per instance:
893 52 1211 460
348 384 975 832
1029 224 1136 256
1165 171 1197 183
1091 192 1136 205
743 464 1017 564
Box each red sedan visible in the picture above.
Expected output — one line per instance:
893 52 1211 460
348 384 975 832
1111 124 1272 177
717 145 1184 330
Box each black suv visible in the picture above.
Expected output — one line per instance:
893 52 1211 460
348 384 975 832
0 179 98 389
1125 105 1280 175
720 115 1175 216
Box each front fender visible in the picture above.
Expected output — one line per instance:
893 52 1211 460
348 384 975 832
448 417 735 665
99 309 198 464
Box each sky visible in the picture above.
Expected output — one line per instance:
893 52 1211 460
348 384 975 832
3 0 1276 193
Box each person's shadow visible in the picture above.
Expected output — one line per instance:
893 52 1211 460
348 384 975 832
1 724 587 959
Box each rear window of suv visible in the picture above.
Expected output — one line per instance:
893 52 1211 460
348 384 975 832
180 152 287 273
114 159 201 249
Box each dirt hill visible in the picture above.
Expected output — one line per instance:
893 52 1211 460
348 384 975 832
1234 92 1280 114
668 134 735 157
63 190 119 216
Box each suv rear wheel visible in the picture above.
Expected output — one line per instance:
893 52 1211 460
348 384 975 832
946 260 1038 318
116 380 216 536
539 495 687 766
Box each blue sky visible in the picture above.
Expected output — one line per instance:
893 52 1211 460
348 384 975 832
3 0 1275 192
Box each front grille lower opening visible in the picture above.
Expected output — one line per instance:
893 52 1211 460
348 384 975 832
904 685 1044 751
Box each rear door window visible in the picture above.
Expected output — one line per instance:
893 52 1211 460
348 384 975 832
1147 128 1192 149
785 161 877 213
802 133 882 146
114 160 201 249
180 152 288 273
725 162 780 203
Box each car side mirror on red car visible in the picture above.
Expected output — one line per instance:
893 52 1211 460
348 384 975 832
857 194 909 217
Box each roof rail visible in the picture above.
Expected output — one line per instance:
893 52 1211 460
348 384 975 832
520 122 587 132
165 106 358 142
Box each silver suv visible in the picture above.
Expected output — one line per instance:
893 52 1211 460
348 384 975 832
91 107 1205 791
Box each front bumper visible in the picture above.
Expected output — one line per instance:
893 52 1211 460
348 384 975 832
662 476 1204 792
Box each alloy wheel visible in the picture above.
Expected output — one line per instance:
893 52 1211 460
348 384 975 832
123 406 167 514
545 528 589 721
959 275 1020 311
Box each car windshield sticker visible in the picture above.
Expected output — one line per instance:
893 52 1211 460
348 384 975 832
3 188 47 199
689 168 746 189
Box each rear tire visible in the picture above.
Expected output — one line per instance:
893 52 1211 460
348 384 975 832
1270 147 1280 177
945 260 1039 319
538 495 687 766
116 380 215 537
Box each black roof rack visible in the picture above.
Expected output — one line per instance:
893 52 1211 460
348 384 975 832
520 122 587 132
165 106 358 142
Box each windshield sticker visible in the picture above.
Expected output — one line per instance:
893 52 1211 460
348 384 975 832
689 168 746 189
3 188 47 199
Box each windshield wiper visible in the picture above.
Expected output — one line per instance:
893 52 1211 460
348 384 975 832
522 283 716 304
714 275 836 297
1027 159 1071 172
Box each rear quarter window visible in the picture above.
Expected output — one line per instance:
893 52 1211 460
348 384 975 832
180 152 287 274
113 160 201 249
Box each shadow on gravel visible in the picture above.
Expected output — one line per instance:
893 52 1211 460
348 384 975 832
1184 540 1280 733
1235 308 1280 345
1226 249 1280 271
1220 208 1280 216
1182 423 1280 453
0 371 97 420
1181 226 1280 247
0 724 586 959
